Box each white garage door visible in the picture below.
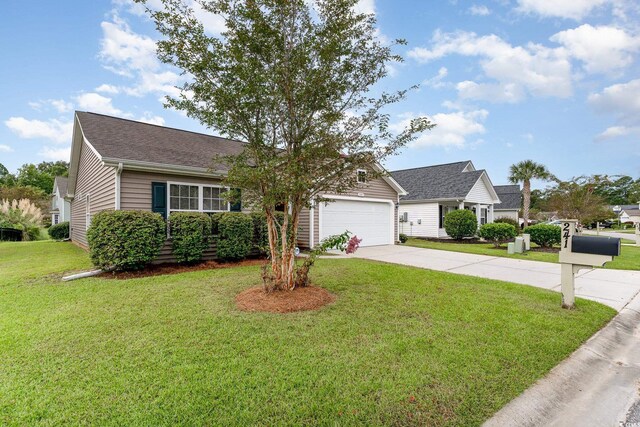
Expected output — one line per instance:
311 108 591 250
321 199 392 247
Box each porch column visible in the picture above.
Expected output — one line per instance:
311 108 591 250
488 204 494 223
459 201 465 210
475 203 481 227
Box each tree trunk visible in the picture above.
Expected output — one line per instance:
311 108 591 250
523 179 531 228
264 201 302 291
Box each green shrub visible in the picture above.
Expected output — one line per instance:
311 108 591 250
524 223 561 248
169 212 212 264
399 233 408 243
444 209 478 240
250 212 269 253
216 212 254 261
25 226 41 241
48 221 69 240
87 210 166 270
478 223 517 247
494 217 520 232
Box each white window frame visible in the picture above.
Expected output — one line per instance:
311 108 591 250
53 214 59 225
85 194 91 230
356 169 367 184
167 181 231 215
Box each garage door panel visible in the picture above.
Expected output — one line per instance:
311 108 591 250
321 199 392 247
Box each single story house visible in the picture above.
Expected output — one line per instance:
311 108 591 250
50 176 70 225
66 111 404 261
619 204 640 224
493 184 521 222
391 161 501 238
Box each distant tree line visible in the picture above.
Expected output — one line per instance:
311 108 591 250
0 161 69 214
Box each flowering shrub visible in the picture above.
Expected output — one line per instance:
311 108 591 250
0 198 43 240
294 231 361 289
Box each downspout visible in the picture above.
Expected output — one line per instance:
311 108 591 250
115 162 123 210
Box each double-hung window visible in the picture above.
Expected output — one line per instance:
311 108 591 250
168 183 230 214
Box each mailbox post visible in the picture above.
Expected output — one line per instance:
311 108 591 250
636 223 639 247
558 220 621 309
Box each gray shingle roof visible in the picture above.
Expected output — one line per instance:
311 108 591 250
76 112 246 170
622 209 640 216
494 184 521 210
53 176 68 196
391 161 486 201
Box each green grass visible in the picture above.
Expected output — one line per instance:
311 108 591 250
0 242 616 426
404 238 640 271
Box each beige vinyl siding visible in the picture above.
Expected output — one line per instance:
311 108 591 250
120 171 226 211
466 176 495 204
298 176 399 248
297 207 311 248
70 141 115 248
398 202 440 238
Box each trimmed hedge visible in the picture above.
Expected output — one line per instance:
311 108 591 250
524 223 561 248
169 212 212 264
216 212 254 261
444 209 478 240
87 210 166 270
478 222 517 247
48 221 69 240
494 217 520 232
399 233 408 243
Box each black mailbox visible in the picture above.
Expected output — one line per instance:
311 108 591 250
571 235 620 257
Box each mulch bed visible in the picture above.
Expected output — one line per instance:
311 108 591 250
99 259 265 280
236 285 336 313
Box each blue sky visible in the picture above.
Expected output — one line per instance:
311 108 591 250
1 0 639 187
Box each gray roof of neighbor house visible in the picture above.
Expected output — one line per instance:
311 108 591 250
53 176 68 196
391 161 487 201
76 111 246 171
622 209 640 216
493 184 521 210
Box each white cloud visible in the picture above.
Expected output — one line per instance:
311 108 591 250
550 24 640 75
5 117 73 143
392 109 488 148
137 114 165 126
422 67 449 88
515 0 610 20
39 146 72 161
95 84 120 94
0 144 14 153
28 99 74 113
589 79 640 119
409 31 572 102
354 0 376 15
75 93 124 116
589 79 640 141
521 132 534 141
469 5 491 15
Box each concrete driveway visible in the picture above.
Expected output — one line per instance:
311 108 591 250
584 229 639 243
352 245 640 311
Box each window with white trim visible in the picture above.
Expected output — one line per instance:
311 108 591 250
168 183 229 214
203 186 228 212
357 169 367 183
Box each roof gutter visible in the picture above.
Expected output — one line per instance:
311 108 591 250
102 157 227 179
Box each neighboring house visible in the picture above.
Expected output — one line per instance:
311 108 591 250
619 204 640 224
67 111 404 261
50 176 70 225
391 161 501 238
493 184 521 222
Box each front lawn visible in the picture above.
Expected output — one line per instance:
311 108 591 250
404 238 640 271
0 241 615 426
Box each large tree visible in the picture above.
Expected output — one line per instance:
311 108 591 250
140 0 432 290
15 161 69 194
508 160 555 227
545 177 614 225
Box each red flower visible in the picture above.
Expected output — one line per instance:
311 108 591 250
345 235 362 254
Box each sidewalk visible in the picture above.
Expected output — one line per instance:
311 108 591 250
352 245 640 311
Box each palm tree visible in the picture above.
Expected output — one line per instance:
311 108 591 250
508 160 555 228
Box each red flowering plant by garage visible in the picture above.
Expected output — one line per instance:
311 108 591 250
293 231 361 288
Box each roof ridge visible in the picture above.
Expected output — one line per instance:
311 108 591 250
76 111 247 145
391 160 471 173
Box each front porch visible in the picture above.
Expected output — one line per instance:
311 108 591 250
437 201 494 238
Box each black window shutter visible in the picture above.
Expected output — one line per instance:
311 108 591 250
230 188 242 212
151 182 167 220
439 205 443 228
